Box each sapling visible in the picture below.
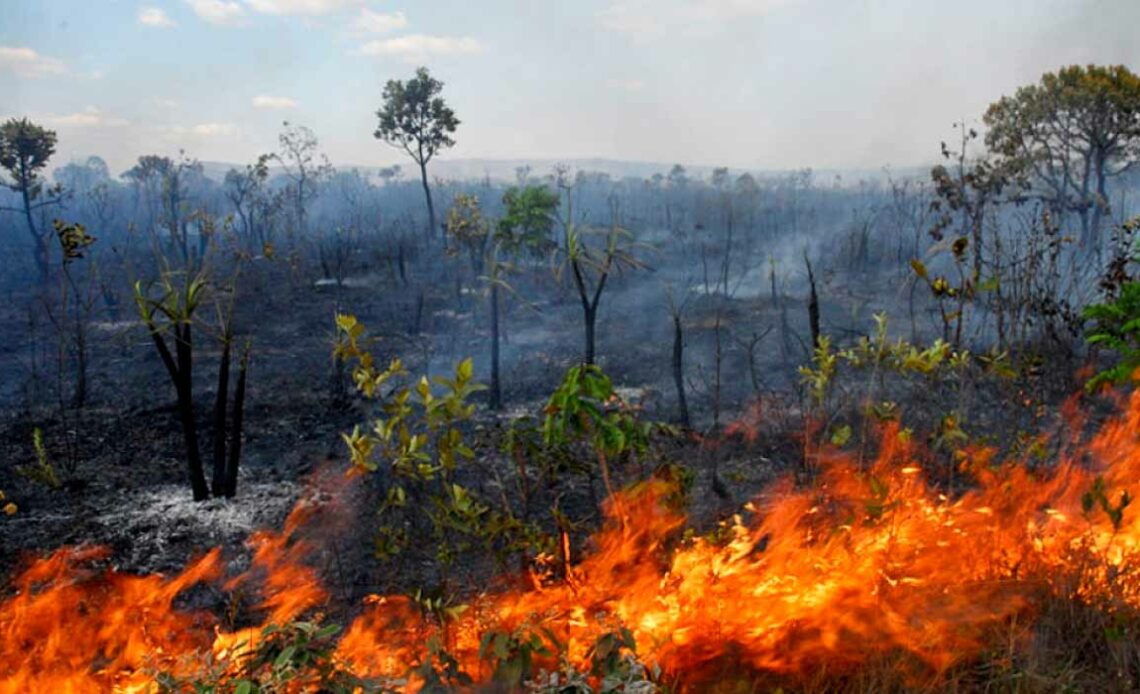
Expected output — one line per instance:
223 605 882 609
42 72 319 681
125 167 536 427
134 219 252 500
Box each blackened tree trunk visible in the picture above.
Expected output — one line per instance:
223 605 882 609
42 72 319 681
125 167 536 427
672 314 689 428
489 282 502 410
72 326 87 409
224 344 249 498
418 160 437 241
20 184 48 281
211 338 232 497
805 255 821 349
174 323 208 500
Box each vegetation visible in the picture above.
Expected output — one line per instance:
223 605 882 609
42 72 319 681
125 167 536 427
0 117 64 280
9 60 1140 693
375 66 460 239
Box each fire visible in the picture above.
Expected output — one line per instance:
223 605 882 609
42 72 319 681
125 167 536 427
3 389 1140 690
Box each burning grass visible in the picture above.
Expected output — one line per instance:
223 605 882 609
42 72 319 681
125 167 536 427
4 387 1140 691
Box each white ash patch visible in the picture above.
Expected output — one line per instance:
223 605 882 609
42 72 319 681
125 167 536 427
613 385 656 407
313 274 380 289
90 320 140 333
93 479 301 571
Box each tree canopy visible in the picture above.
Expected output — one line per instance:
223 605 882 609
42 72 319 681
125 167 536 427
374 66 460 167
984 64 1140 248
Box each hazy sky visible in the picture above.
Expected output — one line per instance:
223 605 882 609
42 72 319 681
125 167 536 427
3 0 1139 176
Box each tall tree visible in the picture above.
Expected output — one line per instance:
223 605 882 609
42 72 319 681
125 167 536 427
984 64 1140 252
53 156 110 195
274 122 332 237
374 66 459 240
123 153 202 262
0 118 65 280
224 154 272 250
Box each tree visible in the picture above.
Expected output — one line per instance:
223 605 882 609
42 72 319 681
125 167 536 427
499 185 559 256
984 64 1140 252
53 156 110 195
444 185 558 410
134 224 251 501
274 122 332 237
0 118 65 280
123 153 203 263
554 179 645 365
375 66 459 240
224 154 272 251
492 185 560 407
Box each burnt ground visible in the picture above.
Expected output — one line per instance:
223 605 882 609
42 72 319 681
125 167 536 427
0 256 801 604
0 253 1087 613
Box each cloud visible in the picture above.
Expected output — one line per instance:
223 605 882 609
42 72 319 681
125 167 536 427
0 46 66 78
357 34 484 62
349 8 406 34
191 122 238 136
245 0 362 15
252 94 298 109
185 0 246 25
46 107 130 128
138 6 177 27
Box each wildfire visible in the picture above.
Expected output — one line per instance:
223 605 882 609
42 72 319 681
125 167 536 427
3 389 1140 691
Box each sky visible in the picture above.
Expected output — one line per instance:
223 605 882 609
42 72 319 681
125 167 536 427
2 0 1140 177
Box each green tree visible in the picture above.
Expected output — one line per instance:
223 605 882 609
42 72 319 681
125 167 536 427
0 117 65 280
984 64 1140 251
499 184 559 256
375 66 459 240
444 186 558 409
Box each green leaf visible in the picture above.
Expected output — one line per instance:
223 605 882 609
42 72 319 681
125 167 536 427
274 644 297 669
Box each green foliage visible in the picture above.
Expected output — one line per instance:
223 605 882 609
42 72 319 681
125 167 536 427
53 219 96 264
839 313 973 376
1081 476 1133 532
542 364 651 459
479 625 558 688
374 67 459 166
1083 281 1140 390
157 621 382 693
984 65 1140 198
16 427 60 490
0 117 57 195
336 313 553 575
412 634 473 692
527 629 660 693
499 184 560 255
134 271 207 330
444 193 490 259
798 335 838 409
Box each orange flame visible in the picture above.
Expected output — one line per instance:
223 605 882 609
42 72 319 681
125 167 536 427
3 391 1140 690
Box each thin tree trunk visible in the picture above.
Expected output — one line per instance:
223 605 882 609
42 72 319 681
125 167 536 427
419 161 437 240
584 305 596 365
673 314 689 427
72 327 87 409
175 323 208 501
489 282 502 410
225 343 249 498
21 185 48 281
211 338 232 497
805 255 821 349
